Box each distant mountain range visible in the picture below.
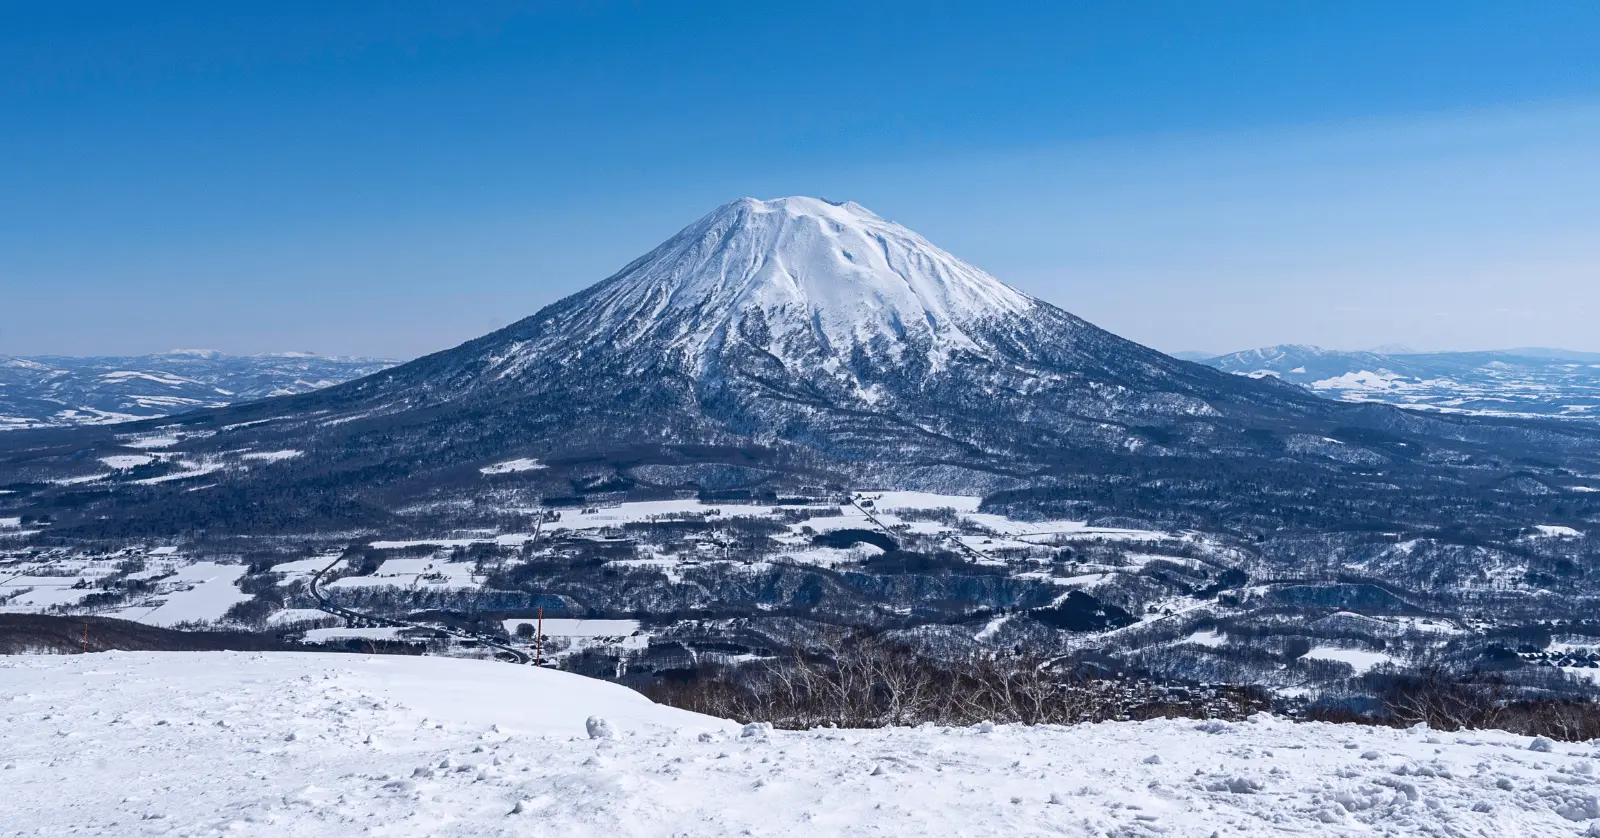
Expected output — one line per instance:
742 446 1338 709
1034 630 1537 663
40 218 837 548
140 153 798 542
1194 344 1600 422
0 351 395 430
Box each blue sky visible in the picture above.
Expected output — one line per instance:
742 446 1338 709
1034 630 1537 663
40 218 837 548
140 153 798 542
4 1 1598 358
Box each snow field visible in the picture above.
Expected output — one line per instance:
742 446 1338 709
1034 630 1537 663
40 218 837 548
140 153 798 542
500 618 642 638
0 556 252 625
238 450 302 463
0 575 99 610
773 544 884 567
113 561 253 626
268 608 337 626
501 619 650 653
325 557 479 590
479 458 545 475
862 491 983 513
301 627 411 642
118 434 184 449
1300 646 1398 674
4 652 1599 837
99 454 156 470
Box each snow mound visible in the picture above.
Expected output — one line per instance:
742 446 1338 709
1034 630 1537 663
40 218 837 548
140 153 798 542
2 651 1594 836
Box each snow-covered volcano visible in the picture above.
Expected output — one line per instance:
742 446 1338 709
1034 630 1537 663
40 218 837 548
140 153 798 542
404 194 1282 471
493 197 1038 379
11 195 1600 537
455 195 1235 423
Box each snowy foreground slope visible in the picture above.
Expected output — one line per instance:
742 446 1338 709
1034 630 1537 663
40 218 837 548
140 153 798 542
4 654 1600 837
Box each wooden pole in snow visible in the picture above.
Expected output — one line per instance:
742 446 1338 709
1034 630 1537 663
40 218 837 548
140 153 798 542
534 606 544 667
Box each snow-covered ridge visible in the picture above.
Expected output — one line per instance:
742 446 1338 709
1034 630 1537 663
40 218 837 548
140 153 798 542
4 651 1597 837
495 196 1038 376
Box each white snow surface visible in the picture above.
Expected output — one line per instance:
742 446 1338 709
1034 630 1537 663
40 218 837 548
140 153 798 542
302 627 409 642
1309 370 1416 392
326 557 478 590
99 454 156 469
1182 630 1229 648
239 449 303 463
267 608 336 626
5 652 1599 837
119 434 182 449
501 618 642 638
479 457 545 475
117 561 253 626
1301 646 1398 674
862 491 984 512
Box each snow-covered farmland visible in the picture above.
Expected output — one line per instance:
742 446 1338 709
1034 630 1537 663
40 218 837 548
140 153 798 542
0 493 1229 662
326 557 479 591
0 553 252 626
112 561 252 626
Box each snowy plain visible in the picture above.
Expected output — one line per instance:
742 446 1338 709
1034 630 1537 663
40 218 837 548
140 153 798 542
4 652 1599 837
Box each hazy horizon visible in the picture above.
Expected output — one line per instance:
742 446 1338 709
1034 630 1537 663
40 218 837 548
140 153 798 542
8 333 1600 365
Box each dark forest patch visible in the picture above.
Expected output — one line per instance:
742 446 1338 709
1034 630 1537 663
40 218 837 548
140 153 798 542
811 528 897 552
